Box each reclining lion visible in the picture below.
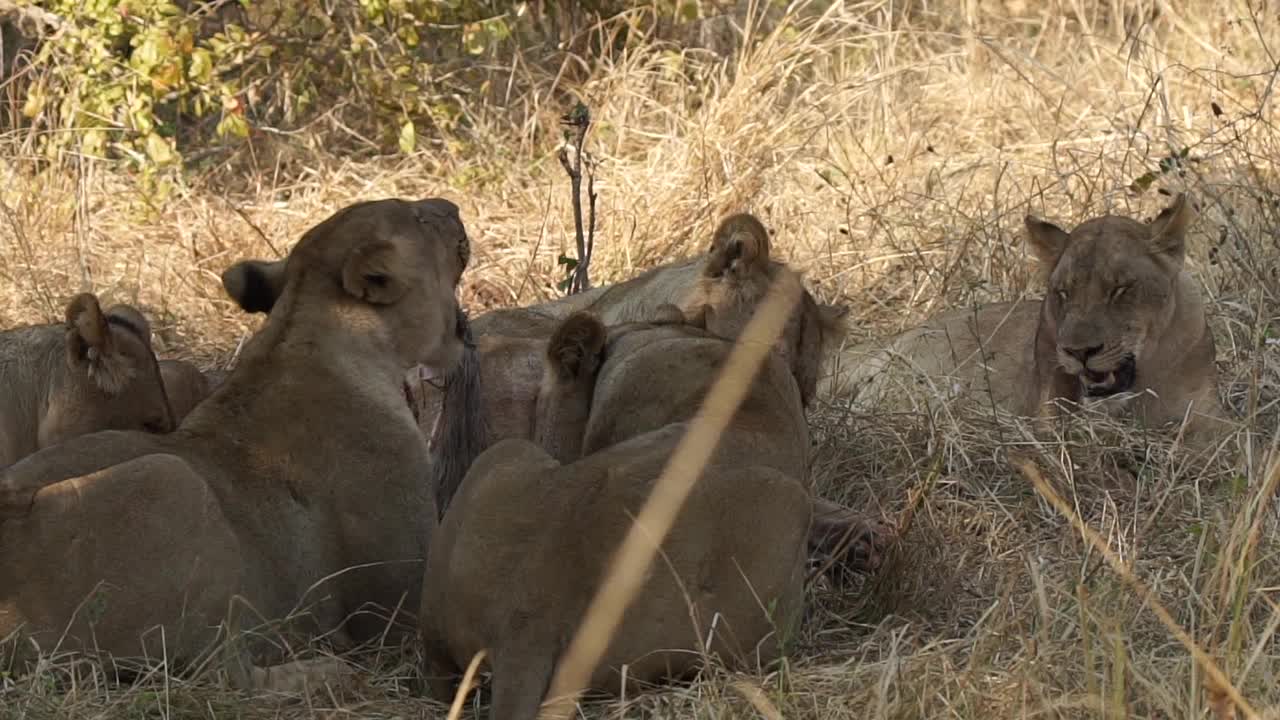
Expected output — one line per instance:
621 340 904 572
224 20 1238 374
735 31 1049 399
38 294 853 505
824 194 1232 442
0 198 473 681
419 276 857 718
0 293 177 467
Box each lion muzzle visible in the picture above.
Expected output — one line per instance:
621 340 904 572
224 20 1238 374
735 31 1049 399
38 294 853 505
1058 345 1137 398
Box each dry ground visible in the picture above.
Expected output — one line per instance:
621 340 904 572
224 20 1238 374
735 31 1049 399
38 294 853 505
2 0 1280 717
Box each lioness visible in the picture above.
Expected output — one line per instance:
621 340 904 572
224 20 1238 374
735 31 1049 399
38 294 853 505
0 198 472 681
419 280 846 718
825 194 1231 441
0 293 175 467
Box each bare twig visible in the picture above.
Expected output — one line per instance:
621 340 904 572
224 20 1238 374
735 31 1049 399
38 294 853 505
557 100 595 295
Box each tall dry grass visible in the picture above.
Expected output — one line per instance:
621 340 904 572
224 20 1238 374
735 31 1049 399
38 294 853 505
1 0 1278 717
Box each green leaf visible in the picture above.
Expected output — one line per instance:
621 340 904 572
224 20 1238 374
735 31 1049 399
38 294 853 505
398 120 416 154
144 133 175 165
188 48 213 83
556 254 578 270
81 129 107 158
1128 171 1157 194
217 112 249 139
462 22 486 55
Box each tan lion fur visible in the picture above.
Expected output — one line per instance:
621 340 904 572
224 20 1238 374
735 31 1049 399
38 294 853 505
0 198 473 682
824 194 1232 443
0 293 175 467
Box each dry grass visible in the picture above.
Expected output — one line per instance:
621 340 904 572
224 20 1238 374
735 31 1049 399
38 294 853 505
2 0 1279 717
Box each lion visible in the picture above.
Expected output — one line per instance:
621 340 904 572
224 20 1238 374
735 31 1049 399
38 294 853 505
823 194 1232 442
414 213 880 573
0 293 176 467
419 280 866 718
0 197 474 687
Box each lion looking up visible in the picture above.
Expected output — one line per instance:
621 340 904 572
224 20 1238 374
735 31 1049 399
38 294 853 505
824 194 1232 442
0 293 176 467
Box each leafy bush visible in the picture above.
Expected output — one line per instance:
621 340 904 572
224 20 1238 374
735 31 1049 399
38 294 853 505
6 0 794 201
15 1 546 175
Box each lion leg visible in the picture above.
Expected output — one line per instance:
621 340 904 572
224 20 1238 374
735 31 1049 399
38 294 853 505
416 618 460 701
488 644 556 720
0 453 239 661
808 497 895 576
0 431 164 518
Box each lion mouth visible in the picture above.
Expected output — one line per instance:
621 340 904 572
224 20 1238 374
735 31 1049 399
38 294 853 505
1079 355 1136 398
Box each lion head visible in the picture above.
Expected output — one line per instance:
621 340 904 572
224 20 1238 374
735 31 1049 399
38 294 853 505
33 294 175 454
684 212 849 406
221 198 471 378
1026 193 1197 402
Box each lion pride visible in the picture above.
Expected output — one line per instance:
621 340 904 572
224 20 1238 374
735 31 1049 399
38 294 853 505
417 213 884 574
0 198 473 686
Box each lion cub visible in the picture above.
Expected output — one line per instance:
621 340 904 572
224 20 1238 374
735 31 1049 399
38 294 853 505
0 293 176 466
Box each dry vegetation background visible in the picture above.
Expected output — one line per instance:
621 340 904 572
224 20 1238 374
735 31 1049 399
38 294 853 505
2 0 1280 717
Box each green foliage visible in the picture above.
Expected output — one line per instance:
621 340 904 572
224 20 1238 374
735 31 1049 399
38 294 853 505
15 0 788 182
19 0 524 176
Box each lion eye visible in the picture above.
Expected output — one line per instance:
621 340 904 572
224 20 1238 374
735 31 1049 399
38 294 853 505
1054 289 1068 303
1111 284 1131 301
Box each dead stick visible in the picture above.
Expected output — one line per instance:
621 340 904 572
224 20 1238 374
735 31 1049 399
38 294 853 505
557 102 592 294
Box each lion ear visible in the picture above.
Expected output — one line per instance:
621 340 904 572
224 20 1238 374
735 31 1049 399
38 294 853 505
1148 193 1193 263
223 259 286 314
65 293 110 356
1024 215 1071 269
546 312 606 381
342 238 412 305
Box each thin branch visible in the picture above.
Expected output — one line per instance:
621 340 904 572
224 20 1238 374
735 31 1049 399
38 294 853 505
557 100 594 294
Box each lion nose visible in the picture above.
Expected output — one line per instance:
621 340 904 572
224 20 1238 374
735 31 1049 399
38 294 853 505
1063 344 1102 364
